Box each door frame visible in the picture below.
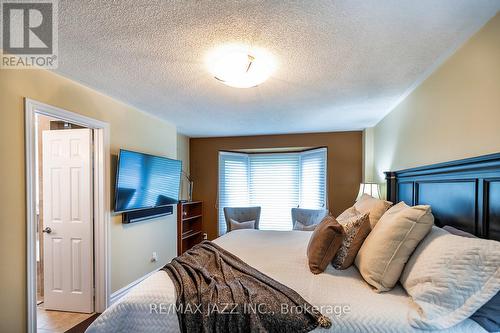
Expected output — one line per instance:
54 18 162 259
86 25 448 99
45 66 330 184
25 98 111 333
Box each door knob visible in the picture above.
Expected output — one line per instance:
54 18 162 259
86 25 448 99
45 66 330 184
42 227 52 234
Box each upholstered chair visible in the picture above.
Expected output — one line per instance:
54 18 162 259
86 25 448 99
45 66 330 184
223 207 261 232
291 208 328 230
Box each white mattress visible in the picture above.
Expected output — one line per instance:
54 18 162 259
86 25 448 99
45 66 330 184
87 230 486 332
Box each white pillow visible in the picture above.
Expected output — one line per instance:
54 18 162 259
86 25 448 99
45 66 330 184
400 226 500 330
229 219 255 231
293 221 318 231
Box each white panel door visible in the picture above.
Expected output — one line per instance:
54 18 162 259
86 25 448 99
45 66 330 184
42 128 93 313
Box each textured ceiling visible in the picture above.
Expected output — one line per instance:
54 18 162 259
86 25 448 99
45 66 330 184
55 1 499 137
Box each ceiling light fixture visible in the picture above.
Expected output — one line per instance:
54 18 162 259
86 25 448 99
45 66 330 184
206 44 276 88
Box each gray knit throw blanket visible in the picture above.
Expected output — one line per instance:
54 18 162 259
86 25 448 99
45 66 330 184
163 241 332 333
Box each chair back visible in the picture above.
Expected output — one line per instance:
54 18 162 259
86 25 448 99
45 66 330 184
291 208 328 228
223 207 261 232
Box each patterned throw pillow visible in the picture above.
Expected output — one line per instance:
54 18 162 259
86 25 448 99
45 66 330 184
293 221 318 231
332 211 371 270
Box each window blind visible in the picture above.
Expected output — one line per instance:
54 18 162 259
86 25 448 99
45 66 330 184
218 148 327 235
218 152 249 235
299 148 327 209
249 153 300 231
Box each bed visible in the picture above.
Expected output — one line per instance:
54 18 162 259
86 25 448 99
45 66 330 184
88 229 486 332
88 153 500 333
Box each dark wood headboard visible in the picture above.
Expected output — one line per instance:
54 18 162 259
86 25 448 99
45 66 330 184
385 153 500 241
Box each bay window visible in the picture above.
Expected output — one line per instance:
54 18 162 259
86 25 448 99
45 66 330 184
218 148 327 235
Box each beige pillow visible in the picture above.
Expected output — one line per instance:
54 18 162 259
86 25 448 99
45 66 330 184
332 212 370 270
336 206 359 220
355 202 434 292
293 221 318 231
230 219 255 231
354 194 392 229
307 215 344 274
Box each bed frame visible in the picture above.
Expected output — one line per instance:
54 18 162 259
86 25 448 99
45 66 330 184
385 153 500 241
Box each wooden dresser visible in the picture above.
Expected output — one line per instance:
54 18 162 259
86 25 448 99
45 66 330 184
177 201 203 255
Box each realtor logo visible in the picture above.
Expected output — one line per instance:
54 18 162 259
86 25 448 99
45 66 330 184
1 0 58 69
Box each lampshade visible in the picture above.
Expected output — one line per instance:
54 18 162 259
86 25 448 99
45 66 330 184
356 183 381 200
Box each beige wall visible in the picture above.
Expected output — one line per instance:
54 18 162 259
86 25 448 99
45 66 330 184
177 133 191 200
371 13 500 184
0 69 178 332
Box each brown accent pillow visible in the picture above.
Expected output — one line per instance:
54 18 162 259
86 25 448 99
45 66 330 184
307 215 344 274
332 212 371 270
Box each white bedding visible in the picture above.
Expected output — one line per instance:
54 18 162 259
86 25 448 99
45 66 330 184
87 230 486 332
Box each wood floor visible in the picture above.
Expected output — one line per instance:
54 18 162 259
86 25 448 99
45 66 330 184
37 306 94 333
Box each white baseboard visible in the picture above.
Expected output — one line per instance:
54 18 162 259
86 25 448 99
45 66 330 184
109 269 159 306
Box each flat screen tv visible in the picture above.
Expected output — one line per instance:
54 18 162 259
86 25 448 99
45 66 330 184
114 149 182 213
